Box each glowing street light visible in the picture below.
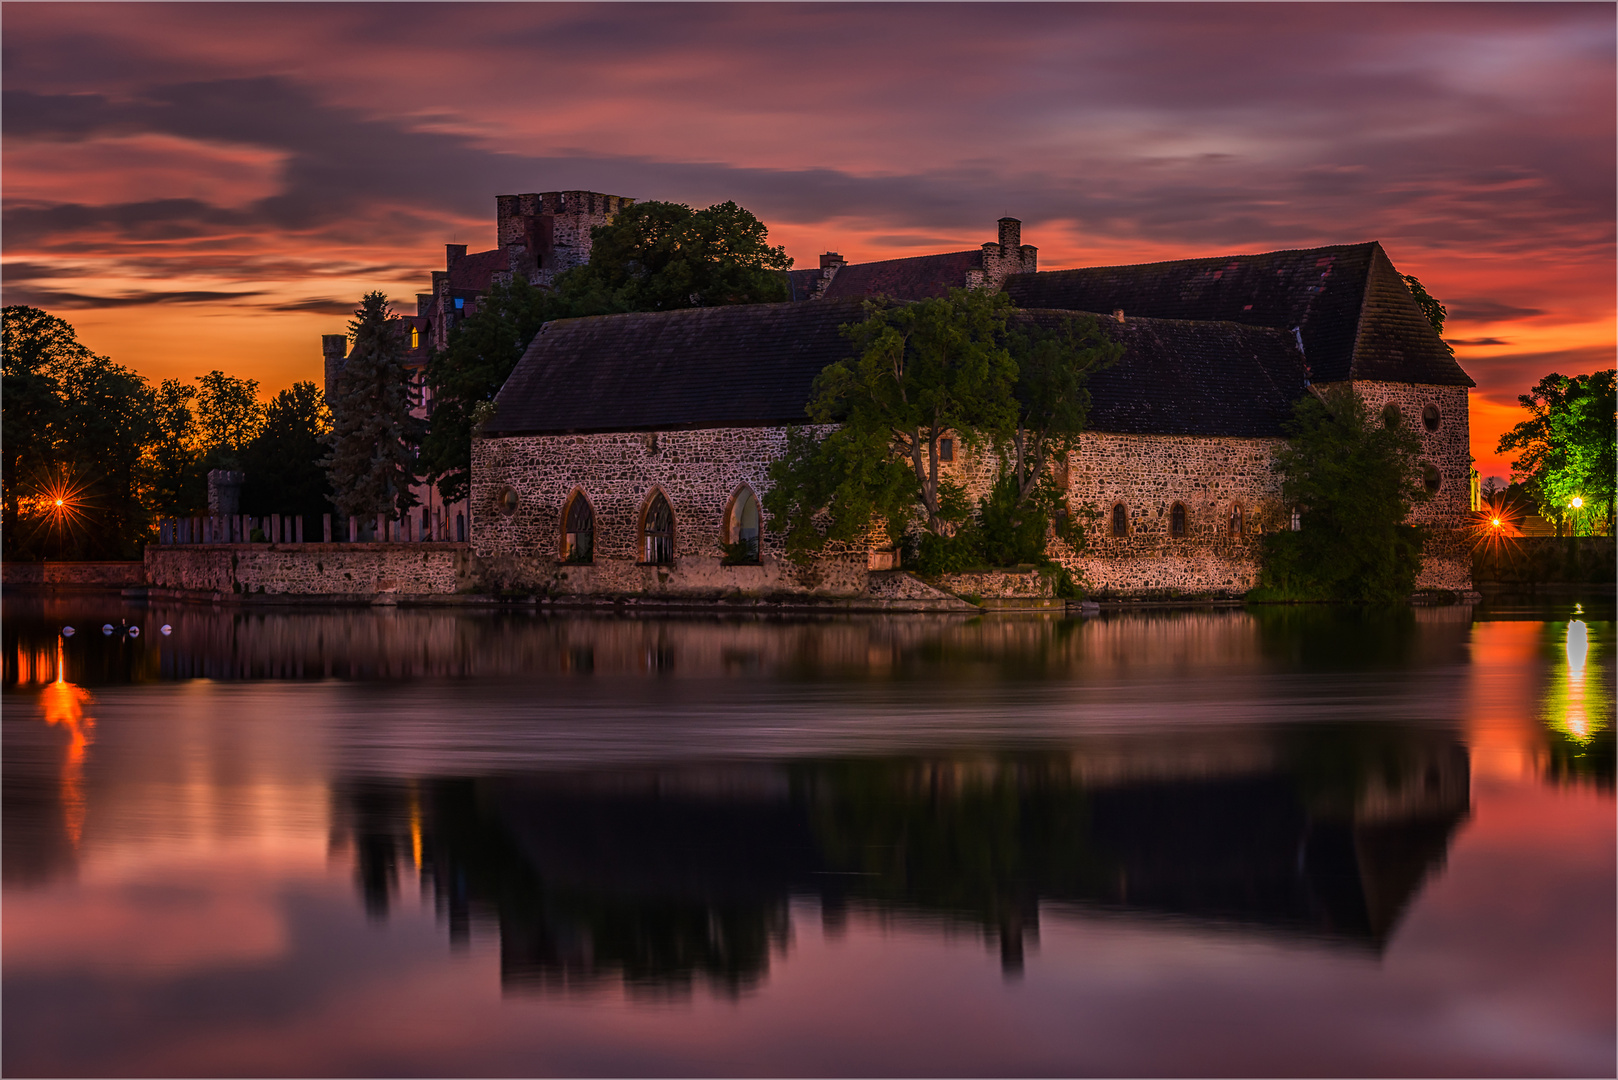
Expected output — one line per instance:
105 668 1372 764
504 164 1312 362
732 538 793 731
1570 496 1583 510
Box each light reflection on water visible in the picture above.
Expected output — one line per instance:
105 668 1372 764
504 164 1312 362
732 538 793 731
2 596 1613 1077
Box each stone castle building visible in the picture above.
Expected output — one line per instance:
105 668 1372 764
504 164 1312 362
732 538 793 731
319 188 1473 600
469 209 1474 600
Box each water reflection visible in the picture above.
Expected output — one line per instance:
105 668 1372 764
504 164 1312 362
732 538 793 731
1542 616 1613 788
331 724 1470 996
36 637 94 848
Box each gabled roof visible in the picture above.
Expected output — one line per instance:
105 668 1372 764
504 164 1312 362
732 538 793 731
485 299 869 436
821 250 983 301
1006 241 1472 387
484 301 1310 439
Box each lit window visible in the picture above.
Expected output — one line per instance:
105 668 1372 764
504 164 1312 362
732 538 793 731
410 325 420 349
643 491 674 565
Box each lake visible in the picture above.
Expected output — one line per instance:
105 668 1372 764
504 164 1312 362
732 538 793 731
3 595 1613 1077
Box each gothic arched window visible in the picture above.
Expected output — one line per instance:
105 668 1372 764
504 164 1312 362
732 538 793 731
1111 503 1128 538
643 491 674 565
1170 502 1187 538
1230 503 1245 537
726 487 761 563
563 492 594 563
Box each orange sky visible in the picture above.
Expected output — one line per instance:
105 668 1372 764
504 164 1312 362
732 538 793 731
3 3 1613 480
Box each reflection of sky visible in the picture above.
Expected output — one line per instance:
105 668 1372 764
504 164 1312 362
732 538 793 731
3 609 1613 1077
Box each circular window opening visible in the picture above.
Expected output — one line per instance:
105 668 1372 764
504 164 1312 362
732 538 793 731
1422 464 1442 493
1381 403 1402 429
495 486 520 516
1422 404 1441 432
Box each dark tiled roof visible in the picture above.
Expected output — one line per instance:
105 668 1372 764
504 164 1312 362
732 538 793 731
821 250 983 301
485 300 869 435
448 248 509 293
1006 242 1472 387
486 302 1310 439
1018 312 1309 437
784 268 822 301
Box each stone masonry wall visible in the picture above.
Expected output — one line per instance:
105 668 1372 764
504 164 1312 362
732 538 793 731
470 380 1474 601
145 544 472 598
472 426 870 599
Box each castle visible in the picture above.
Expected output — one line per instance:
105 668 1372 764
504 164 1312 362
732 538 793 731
326 189 1475 601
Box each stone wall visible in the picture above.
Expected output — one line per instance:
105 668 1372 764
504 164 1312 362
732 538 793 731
2 561 145 588
144 544 472 599
471 380 1475 601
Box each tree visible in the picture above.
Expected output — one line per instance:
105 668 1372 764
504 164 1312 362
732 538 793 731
557 200 792 313
148 378 202 516
1 306 78 546
1496 370 1617 535
1401 274 1451 355
193 369 265 468
321 293 424 528
240 382 332 525
1255 385 1428 602
422 275 569 503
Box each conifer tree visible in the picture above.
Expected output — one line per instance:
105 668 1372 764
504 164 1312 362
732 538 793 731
321 292 423 530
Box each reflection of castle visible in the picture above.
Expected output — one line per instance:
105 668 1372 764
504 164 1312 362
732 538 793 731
335 730 1470 994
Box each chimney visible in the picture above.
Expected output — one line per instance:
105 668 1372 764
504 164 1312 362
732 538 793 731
1113 309 1125 323
998 218 1021 251
445 244 467 269
820 252 845 271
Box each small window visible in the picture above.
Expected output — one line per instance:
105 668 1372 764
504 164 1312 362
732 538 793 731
495 486 519 516
1230 504 1245 537
726 487 761 563
643 491 674 565
939 438 954 463
1382 403 1402 429
563 492 594 563
420 509 430 540
410 325 420 349
454 297 465 310
456 513 466 542
1170 502 1186 538
1422 464 1442 493
1111 503 1128 538
1291 508 1302 531
1422 404 1441 432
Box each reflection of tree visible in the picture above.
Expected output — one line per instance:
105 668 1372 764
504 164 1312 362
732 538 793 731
336 726 1470 996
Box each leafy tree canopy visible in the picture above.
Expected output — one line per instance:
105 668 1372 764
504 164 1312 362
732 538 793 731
1496 369 1616 534
557 200 792 313
1254 385 1428 602
193 370 265 468
241 381 332 522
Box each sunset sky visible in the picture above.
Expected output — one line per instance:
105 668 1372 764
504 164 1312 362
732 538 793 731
3 2 1612 479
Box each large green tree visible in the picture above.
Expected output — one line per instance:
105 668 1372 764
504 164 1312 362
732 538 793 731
1255 385 1428 602
241 381 333 525
1496 370 1616 535
321 293 424 528
766 289 1020 553
557 200 792 313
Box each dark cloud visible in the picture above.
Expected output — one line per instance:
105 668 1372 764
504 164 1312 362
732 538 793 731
1447 337 1511 347
0 286 266 309
1448 300 1550 323
267 298 363 316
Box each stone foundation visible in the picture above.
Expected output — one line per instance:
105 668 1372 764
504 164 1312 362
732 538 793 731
143 543 473 600
1 561 146 589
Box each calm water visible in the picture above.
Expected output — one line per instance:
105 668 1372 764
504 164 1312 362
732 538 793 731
3 595 1613 1078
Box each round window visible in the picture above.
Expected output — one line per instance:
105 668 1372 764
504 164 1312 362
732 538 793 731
1422 464 1442 493
1381 403 1402 429
495 486 520 515
1422 404 1441 432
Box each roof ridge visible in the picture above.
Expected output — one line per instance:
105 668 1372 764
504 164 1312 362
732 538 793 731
1021 240 1380 277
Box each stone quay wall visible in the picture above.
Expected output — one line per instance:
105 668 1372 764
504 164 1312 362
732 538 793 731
144 544 472 599
2 561 146 588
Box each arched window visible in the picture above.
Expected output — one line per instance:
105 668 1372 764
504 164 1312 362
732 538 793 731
1170 502 1187 538
643 491 674 564
1382 402 1402 429
1422 403 1441 431
1230 503 1245 537
410 325 420 349
563 491 594 563
1111 503 1128 538
1422 463 1443 493
726 487 761 563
